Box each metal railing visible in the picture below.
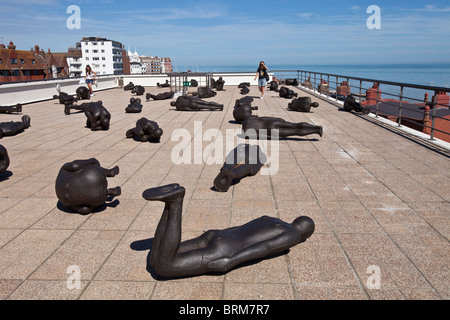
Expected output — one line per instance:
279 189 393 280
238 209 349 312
268 69 450 142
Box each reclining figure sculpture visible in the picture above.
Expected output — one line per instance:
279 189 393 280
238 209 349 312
268 81 279 91
242 115 323 139
55 158 121 215
84 101 111 131
157 80 170 88
278 86 298 99
0 144 10 174
0 104 22 114
170 96 223 111
0 115 31 139
146 91 175 101
125 98 143 113
233 97 258 124
213 144 266 192
132 85 145 96
193 87 217 98
142 183 315 278
126 118 163 143
288 97 320 112
53 91 77 105
343 95 371 114
285 78 299 86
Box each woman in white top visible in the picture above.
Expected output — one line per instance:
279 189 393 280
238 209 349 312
84 65 97 97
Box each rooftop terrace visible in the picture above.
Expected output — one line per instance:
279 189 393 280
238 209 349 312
0 83 448 300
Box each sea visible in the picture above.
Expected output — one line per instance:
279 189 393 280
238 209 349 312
173 63 450 103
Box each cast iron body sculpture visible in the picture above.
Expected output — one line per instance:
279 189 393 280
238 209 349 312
233 97 258 124
288 97 320 112
190 79 199 87
132 85 145 96
76 86 91 100
268 81 279 91
240 87 250 95
213 77 225 91
343 95 371 114
64 101 96 115
0 115 31 139
0 104 22 114
278 86 298 99
242 115 323 139
213 144 267 192
193 87 217 98
157 80 170 88
125 98 143 113
84 101 111 131
124 82 135 91
54 91 77 105
55 158 121 214
170 96 223 111
0 144 10 174
285 78 299 86
146 91 175 101
142 183 315 278
126 118 163 143
238 82 251 89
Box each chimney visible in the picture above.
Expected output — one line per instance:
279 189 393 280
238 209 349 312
7 41 16 50
0 44 5 49
35 45 40 54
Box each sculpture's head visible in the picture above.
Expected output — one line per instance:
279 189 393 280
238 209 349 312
152 128 163 139
311 102 319 108
292 216 315 243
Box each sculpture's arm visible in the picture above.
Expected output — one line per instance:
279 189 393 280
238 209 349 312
62 158 100 172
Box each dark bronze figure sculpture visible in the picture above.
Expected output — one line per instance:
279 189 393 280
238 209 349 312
0 144 10 174
242 115 323 139
288 97 319 112
76 86 91 100
240 87 250 95
146 91 175 101
170 96 223 111
213 144 266 192
238 82 251 89
278 86 298 99
124 82 135 91
126 118 163 143
0 104 22 114
193 87 217 98
190 79 199 87
268 81 279 91
157 80 170 88
142 183 315 278
125 98 143 113
343 95 371 114
233 97 258 124
55 158 121 215
84 101 111 131
213 77 225 91
0 115 31 139
64 101 95 115
285 78 299 86
53 91 77 105
132 85 145 96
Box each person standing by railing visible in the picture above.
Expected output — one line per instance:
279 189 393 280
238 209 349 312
255 61 269 99
84 65 97 97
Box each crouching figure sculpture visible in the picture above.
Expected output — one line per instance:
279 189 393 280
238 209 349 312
288 97 319 112
170 96 223 111
84 101 111 131
242 115 323 139
55 158 121 214
213 144 266 192
0 144 10 174
126 118 163 143
0 115 31 139
125 98 143 113
233 97 258 124
278 86 298 99
142 183 315 278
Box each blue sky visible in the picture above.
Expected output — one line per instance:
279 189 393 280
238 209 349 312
1 0 450 69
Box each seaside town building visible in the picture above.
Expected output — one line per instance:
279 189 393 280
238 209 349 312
80 37 125 76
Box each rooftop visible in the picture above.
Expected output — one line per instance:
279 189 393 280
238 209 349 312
0 84 448 300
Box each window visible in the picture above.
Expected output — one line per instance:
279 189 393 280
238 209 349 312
102 57 105 60
93 57 99 61
85 49 89 53
93 42 97 46
101 49 105 53
20 59 25 64
32 59 35 64
11 58 18 64
86 57 89 60
93 50 98 53
0 58 2 64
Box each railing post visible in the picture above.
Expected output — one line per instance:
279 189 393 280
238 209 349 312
297 70 300 84
314 73 316 93
336 76 339 101
375 83 380 118
430 92 438 140
398 86 404 127
327 74 330 98
359 80 363 104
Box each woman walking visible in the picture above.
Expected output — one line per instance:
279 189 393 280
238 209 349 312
84 65 97 97
254 61 269 99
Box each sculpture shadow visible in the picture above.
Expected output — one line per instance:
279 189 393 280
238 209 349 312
56 198 120 215
228 120 240 125
209 178 242 192
130 237 290 281
286 108 316 114
236 133 319 142
0 171 13 182
130 136 161 144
